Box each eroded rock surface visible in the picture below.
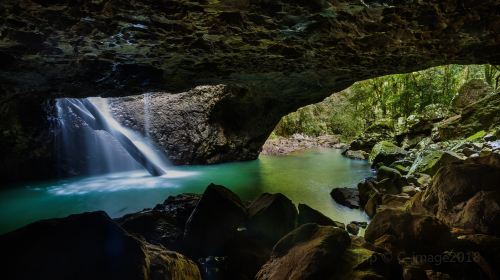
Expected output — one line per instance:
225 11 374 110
1 0 500 182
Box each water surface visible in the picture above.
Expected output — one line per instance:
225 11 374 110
0 149 373 234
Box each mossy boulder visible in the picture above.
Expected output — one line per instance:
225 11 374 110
369 141 407 167
434 92 500 141
451 79 493 111
408 150 465 176
349 120 395 153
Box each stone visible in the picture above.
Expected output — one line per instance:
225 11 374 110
255 223 351 280
349 120 395 153
357 178 379 208
435 92 500 141
451 79 493 110
369 141 407 167
297 203 345 228
346 223 360 235
153 193 200 227
247 193 298 246
408 150 464 176
184 184 247 256
118 211 184 251
343 149 369 160
420 160 500 235
376 166 406 189
0 211 201 280
331 187 360 209
365 209 453 255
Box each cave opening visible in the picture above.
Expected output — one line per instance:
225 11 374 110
1 0 500 278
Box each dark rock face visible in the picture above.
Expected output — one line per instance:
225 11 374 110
247 193 298 246
183 183 247 256
0 211 201 280
365 209 454 255
330 187 360 209
297 203 344 228
1 0 500 182
256 223 351 280
418 158 500 235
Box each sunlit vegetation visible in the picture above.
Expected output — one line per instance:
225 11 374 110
273 65 499 140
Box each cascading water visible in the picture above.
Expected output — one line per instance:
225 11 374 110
54 97 170 177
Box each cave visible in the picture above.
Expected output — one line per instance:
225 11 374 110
1 0 500 279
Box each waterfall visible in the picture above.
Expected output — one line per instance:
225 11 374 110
54 97 169 177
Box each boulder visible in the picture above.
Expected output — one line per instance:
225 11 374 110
0 211 201 280
369 141 407 167
118 211 184 251
435 92 500 141
346 223 360 235
184 184 247 256
255 223 351 280
297 203 345 228
357 178 379 208
365 209 453 255
247 193 298 246
451 79 493 110
376 166 406 190
408 150 464 176
343 149 369 160
420 160 500 235
153 193 200 227
331 187 360 209
349 120 394 153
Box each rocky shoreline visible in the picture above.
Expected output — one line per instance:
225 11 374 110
261 134 347 156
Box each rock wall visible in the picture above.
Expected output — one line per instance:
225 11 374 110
109 85 282 164
1 0 500 182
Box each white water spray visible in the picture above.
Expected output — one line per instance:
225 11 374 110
55 97 170 176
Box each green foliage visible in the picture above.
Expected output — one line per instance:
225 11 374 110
273 64 498 140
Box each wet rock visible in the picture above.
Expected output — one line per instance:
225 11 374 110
184 184 247 256
247 193 298 246
297 203 345 228
346 223 360 235
365 209 453 255
0 211 201 280
255 223 351 280
331 187 360 209
369 141 407 167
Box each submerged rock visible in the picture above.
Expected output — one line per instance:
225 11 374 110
0 211 201 280
331 187 360 209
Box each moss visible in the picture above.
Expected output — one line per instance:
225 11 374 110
408 150 464 176
369 141 404 163
466 130 486 141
